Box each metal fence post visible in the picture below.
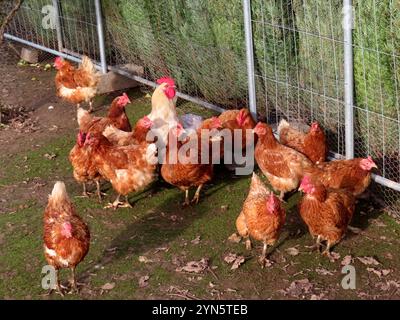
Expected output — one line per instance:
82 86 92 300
243 0 257 121
343 0 354 159
94 0 107 74
52 0 63 52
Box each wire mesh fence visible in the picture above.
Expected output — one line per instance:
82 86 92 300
352 0 400 215
2 0 400 216
4 0 57 55
103 0 249 109
251 0 346 158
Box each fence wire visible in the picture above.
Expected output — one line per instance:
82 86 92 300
2 0 400 216
352 0 400 215
103 0 249 110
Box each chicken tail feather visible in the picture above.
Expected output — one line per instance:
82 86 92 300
277 119 290 135
79 56 100 87
50 181 70 203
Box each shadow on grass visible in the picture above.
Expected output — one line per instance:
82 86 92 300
79 166 248 282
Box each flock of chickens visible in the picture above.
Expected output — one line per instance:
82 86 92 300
43 56 378 295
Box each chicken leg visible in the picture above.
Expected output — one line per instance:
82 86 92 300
306 235 322 253
55 269 65 297
81 183 91 197
95 180 106 203
191 184 203 204
182 189 190 207
70 267 78 294
258 242 269 268
245 237 252 250
322 240 335 258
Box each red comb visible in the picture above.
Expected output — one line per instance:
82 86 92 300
157 77 175 87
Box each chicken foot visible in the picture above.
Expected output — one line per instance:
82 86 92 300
45 269 66 297
69 267 84 294
75 183 92 198
322 241 336 259
191 184 203 205
104 194 132 210
306 235 322 253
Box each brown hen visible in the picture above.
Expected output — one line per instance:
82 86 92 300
254 122 312 199
85 133 157 209
69 131 103 201
304 157 377 197
298 176 355 257
78 93 132 135
278 119 328 163
236 173 286 267
161 123 221 206
43 182 90 295
54 56 99 112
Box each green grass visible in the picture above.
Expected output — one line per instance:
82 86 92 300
1 90 400 299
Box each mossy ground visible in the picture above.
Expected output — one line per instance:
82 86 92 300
1 89 400 300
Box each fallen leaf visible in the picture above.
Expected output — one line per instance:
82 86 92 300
101 282 115 290
341 255 352 266
176 258 209 274
367 268 382 277
139 275 149 288
224 253 237 264
138 256 153 263
315 268 334 276
385 253 393 260
357 256 380 266
382 269 391 276
223 253 246 270
328 252 341 262
310 293 325 300
367 268 391 278
43 153 57 160
285 279 313 297
286 247 299 256
227 233 241 243
154 246 169 253
191 236 201 245
231 256 245 270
